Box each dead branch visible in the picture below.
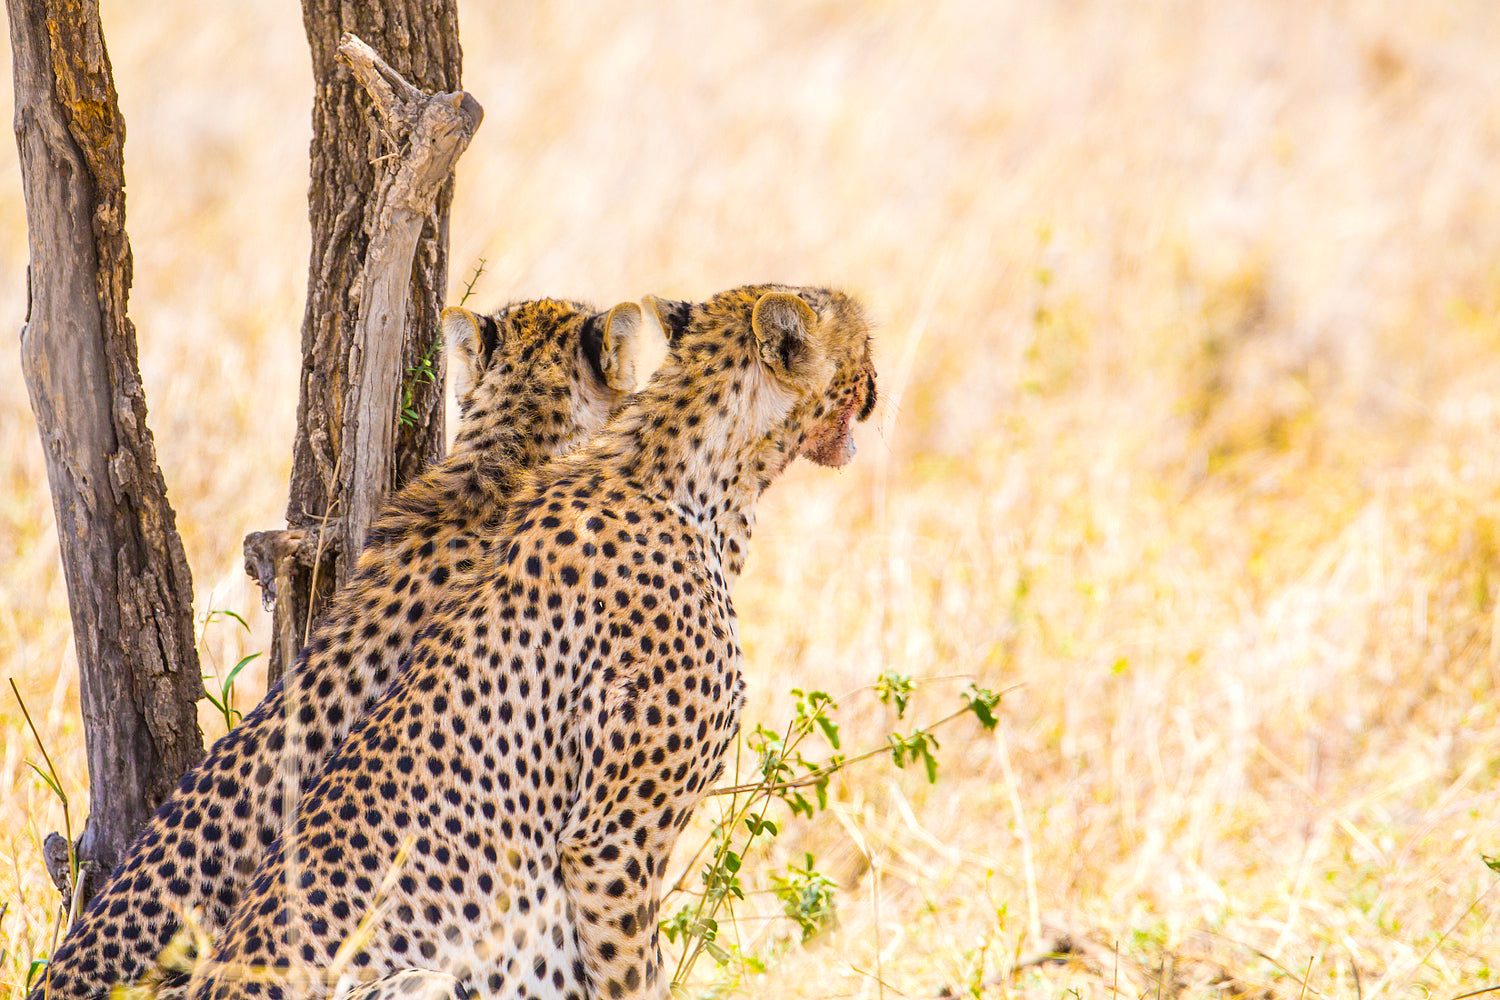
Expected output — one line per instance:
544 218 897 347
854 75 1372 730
334 32 483 571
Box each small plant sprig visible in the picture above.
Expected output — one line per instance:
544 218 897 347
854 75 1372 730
203 654 261 732
398 339 441 429
458 257 487 307
200 609 261 732
400 257 485 429
10 680 76 898
712 680 1006 804
10 676 81 988
874 671 914 718
666 675 1008 989
768 852 839 942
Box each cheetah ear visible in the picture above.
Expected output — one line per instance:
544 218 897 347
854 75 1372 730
588 302 643 392
642 295 694 347
751 292 827 389
442 306 500 406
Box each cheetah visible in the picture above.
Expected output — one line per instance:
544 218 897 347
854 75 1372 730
33 298 650 1000
186 284 877 1000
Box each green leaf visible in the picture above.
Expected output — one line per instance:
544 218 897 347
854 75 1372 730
26 958 49 990
224 652 261 688
876 672 914 718
208 609 251 632
744 815 778 838
25 760 64 802
769 853 840 942
888 734 909 769
963 685 1003 730
816 715 841 750
922 743 940 783
1485 854 1500 873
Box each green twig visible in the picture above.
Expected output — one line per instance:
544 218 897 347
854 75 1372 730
458 258 487 307
667 679 1013 989
709 683 1017 798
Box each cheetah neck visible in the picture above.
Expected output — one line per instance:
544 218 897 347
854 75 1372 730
574 352 807 586
466 376 611 482
364 396 568 549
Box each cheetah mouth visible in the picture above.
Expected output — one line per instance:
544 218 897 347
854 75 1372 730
802 367 875 469
802 401 858 468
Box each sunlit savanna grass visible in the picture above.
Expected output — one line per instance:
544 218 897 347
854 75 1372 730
1 1 1498 997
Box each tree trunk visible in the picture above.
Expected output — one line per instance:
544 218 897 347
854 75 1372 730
7 0 204 899
251 0 462 685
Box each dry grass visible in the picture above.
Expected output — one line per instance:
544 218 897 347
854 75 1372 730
2 0 1499 996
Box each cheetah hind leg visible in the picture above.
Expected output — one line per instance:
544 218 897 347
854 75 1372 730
338 970 469 1000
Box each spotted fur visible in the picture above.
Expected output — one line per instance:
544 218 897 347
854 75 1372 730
186 285 876 1000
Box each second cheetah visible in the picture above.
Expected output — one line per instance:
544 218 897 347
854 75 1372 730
34 298 649 1000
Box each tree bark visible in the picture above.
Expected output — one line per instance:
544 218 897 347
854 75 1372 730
252 0 462 685
7 0 204 898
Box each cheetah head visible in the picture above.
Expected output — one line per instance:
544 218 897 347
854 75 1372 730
754 288 876 468
647 286 877 468
442 299 645 456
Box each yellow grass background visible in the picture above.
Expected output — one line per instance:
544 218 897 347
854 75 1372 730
2 0 1499 996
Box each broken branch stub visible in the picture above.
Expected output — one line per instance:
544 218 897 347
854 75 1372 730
334 31 482 580
245 6 459 686
245 30 480 661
